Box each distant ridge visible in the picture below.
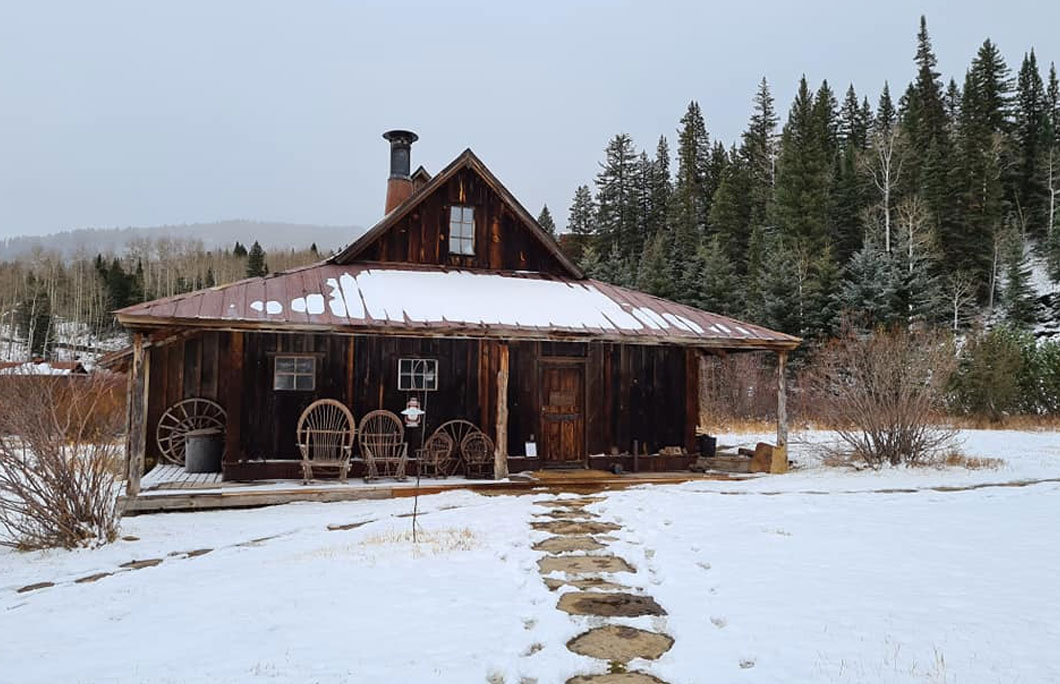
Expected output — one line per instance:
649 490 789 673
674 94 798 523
0 220 362 260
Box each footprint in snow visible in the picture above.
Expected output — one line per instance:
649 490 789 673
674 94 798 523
644 548 656 560
697 561 711 571
711 616 727 629
739 657 756 669
523 617 537 631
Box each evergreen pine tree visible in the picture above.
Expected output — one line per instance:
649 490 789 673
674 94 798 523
636 231 673 298
594 133 640 257
834 242 903 330
1014 50 1049 236
755 231 802 334
697 235 741 316
15 277 53 358
232 241 248 257
537 205 557 236
775 76 832 250
708 154 753 263
1001 230 1037 326
246 241 268 278
567 185 596 236
672 101 711 235
205 267 216 288
740 78 779 230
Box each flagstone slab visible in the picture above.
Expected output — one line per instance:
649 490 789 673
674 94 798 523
531 520 621 535
557 591 666 617
539 555 634 575
566 625 674 663
533 536 607 553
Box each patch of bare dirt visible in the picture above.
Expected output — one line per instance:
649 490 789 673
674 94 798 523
538 555 634 575
566 625 674 663
74 572 113 584
533 536 606 553
557 592 666 617
16 581 54 593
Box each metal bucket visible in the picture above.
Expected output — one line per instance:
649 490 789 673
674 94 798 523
185 428 222 473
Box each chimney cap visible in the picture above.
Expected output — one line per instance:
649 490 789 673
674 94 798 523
383 129 419 144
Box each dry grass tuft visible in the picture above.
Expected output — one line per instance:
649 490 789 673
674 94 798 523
941 450 1005 470
359 526 479 555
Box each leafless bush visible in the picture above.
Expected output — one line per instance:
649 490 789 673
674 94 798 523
700 354 779 426
0 375 123 550
807 326 957 469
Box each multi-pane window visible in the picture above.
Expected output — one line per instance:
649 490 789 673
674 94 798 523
448 205 475 255
398 358 438 391
274 355 316 391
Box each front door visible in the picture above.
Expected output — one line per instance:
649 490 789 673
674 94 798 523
539 364 585 467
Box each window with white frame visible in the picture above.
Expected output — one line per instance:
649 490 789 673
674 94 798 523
274 355 316 391
448 205 475 255
398 358 438 391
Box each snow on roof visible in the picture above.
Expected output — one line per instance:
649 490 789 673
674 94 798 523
116 264 799 349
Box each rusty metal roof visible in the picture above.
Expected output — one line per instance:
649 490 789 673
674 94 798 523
116 263 799 351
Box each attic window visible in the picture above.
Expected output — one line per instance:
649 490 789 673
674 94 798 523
449 206 475 255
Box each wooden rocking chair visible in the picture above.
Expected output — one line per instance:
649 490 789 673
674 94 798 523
297 399 355 483
461 430 495 479
417 431 455 478
359 410 409 481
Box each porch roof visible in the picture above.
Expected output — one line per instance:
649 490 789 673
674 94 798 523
115 262 799 351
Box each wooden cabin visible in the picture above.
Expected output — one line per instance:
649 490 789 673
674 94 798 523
116 131 799 493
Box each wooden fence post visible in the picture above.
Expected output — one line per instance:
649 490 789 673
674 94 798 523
776 350 788 447
126 332 150 497
494 342 509 480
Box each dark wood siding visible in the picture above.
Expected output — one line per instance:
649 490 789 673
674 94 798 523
358 167 571 276
144 331 696 477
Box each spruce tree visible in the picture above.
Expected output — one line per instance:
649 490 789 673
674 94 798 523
537 205 557 236
246 241 268 278
740 78 779 230
697 235 742 317
708 155 753 263
775 76 832 250
567 185 596 236
1001 230 1037 326
673 101 711 235
636 231 673 298
834 242 902 330
232 241 248 257
594 133 639 257
1014 50 1049 236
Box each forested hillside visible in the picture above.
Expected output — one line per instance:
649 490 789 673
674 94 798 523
0 238 322 361
560 17 1060 341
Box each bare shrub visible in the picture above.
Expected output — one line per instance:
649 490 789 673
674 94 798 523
700 354 779 427
808 326 957 469
0 374 124 550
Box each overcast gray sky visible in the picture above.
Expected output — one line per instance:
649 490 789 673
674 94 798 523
1 1 1058 239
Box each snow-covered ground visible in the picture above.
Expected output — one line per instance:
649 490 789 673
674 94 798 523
1 428 1058 683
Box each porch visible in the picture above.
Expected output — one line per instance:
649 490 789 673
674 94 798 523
121 462 744 514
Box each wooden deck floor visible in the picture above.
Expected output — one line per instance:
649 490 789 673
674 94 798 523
122 464 742 515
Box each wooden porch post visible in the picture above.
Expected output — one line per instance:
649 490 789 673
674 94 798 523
776 350 788 449
494 342 510 480
125 332 150 497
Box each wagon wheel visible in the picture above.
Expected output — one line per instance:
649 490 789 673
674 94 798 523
433 420 480 462
156 398 227 465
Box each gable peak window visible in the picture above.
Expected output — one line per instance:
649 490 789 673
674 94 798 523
449 205 475 255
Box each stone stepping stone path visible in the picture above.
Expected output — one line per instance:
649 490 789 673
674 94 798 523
533 536 606 553
538 555 634 575
566 674 668 684
530 520 621 535
567 626 675 663
530 494 674 683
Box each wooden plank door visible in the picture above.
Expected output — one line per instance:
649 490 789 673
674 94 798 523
539 364 585 466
